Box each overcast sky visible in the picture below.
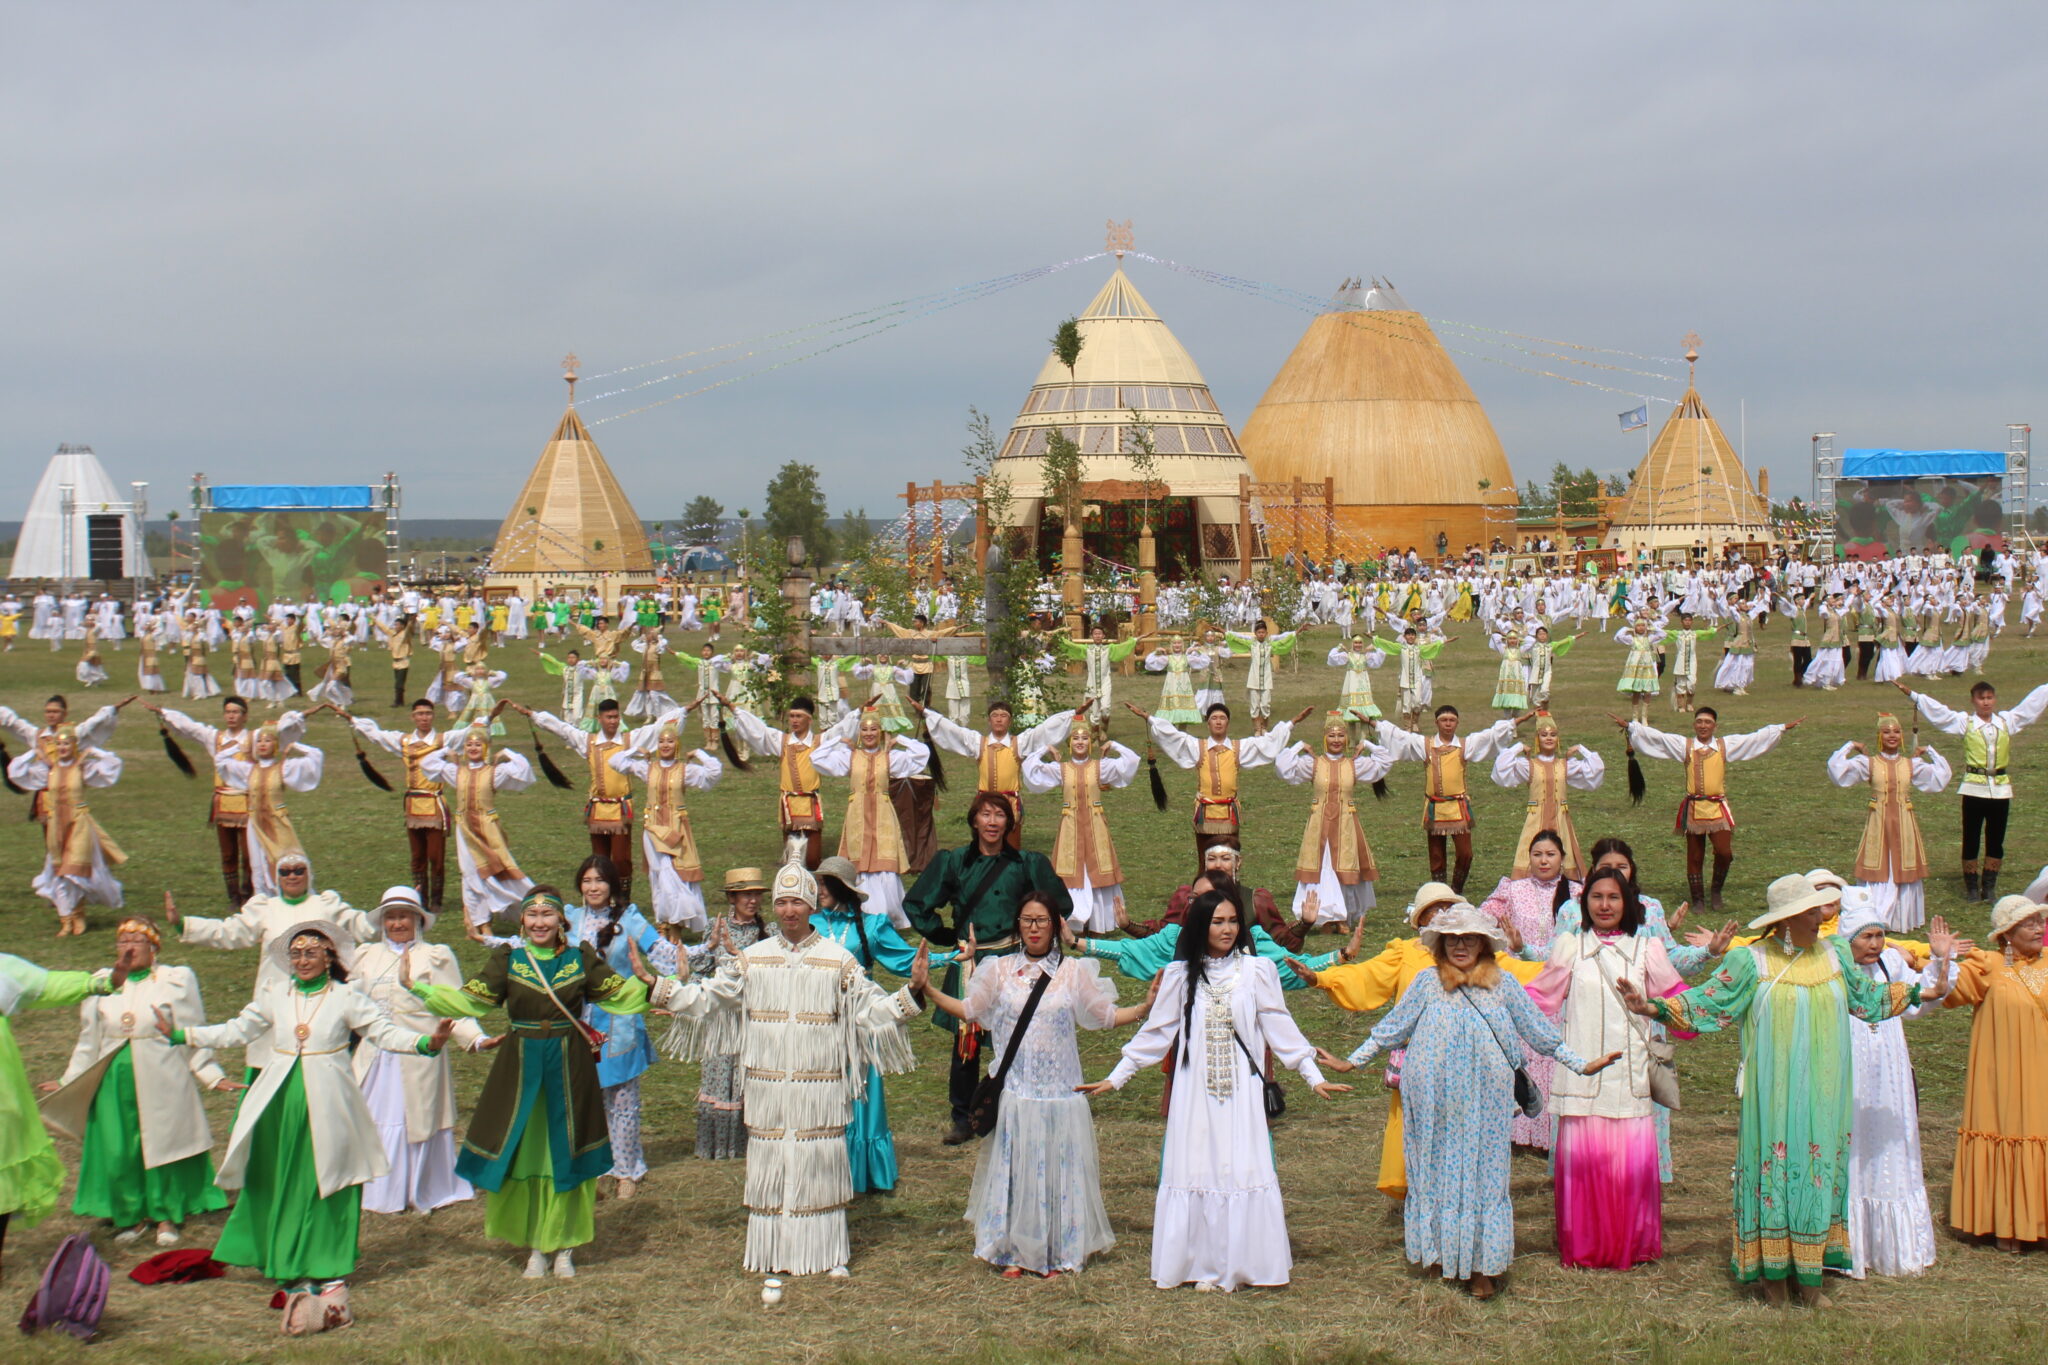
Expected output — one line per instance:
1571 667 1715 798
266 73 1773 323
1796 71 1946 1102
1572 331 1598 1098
6 3 2043 524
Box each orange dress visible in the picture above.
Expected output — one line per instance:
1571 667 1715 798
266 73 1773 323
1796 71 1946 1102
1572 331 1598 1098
1945 948 2048 1242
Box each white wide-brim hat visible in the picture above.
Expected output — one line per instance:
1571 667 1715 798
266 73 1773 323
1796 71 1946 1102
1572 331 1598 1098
1418 902 1510 956
370 885 434 934
265 919 356 977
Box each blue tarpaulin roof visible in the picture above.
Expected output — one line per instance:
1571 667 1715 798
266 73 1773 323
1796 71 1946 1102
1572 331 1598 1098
209 485 377 510
1840 450 2005 479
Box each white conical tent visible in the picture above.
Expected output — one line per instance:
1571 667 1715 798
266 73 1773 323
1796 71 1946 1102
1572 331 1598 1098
9 444 146 579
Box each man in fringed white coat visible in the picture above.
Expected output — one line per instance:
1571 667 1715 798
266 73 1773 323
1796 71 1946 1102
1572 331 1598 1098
645 862 920 1277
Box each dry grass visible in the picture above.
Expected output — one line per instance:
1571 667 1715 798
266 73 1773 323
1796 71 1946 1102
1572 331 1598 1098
6 617 2047 1363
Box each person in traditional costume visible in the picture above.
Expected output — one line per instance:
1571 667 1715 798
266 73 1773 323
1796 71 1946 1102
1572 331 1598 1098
918 697 1077 849
180 614 222 699
349 888 482 1215
1289 884 1544 1203
1138 701 1304 858
1224 618 1296 734
152 697 305 907
1141 635 1207 725
1077 886 1350 1291
561 857 663 1201
1473 828 1584 1148
1322 902 1616 1299
213 722 326 899
1525 624 1580 708
136 615 168 694
1521 869 1687 1269
227 623 260 698
10 722 127 935
808 857 957 1194
377 614 416 707
421 717 538 935
1616 874 1938 1306
810 707 931 928
37 918 230 1246
1487 627 1530 716
1806 594 1850 689
1020 724 1141 933
1490 714 1605 881
1619 706 1801 912
444 660 509 735
169 921 454 1332
607 711 721 930
850 656 917 734
410 886 653 1278
1272 710 1395 928
1938 894 2048 1252
1326 634 1388 742
1836 898 1961 1277
516 696 640 902
0 953 129 1276
304 624 355 709
1376 705 1521 895
1898 676 2048 902
1827 712 1952 931
1371 624 1449 730
624 625 676 719
638 863 923 1277
1056 626 1137 734
342 699 452 914
917 890 1149 1278
1662 612 1718 713
255 623 293 705
1610 613 1667 722
903 793 1073 1145
170 854 376 1079
729 697 858 869
680 867 770 1158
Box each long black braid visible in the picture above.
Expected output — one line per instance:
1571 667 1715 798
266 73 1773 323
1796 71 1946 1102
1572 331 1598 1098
575 854 627 957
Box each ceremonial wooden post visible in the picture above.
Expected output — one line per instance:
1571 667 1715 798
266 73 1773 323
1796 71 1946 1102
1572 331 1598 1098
1238 473 1254 581
904 482 920 584
929 479 946 585
781 536 814 666
1137 515 1158 647
1061 514 1084 637
1323 476 1335 568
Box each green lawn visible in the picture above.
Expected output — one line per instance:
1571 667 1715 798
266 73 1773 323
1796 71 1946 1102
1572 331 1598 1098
5 618 2046 1364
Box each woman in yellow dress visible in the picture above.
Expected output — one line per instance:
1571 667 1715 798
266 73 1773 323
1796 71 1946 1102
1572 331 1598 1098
1942 894 2048 1251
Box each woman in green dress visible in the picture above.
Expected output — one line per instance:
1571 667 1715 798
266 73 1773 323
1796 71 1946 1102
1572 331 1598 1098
167 921 452 1334
408 885 652 1279
1617 873 1938 1307
1 952 126 1277
39 916 235 1246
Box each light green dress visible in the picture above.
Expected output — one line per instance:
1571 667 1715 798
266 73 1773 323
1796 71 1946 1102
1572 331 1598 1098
1649 935 1918 1286
0 955 106 1227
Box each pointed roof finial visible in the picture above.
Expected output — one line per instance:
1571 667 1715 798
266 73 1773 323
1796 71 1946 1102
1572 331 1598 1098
1682 331 1701 386
1105 219 1133 260
562 351 580 404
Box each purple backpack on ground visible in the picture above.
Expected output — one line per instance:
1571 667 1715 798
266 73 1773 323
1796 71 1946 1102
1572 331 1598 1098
19 1233 110 1340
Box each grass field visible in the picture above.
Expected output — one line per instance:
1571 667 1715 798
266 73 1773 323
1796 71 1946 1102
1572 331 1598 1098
6 617 2047 1364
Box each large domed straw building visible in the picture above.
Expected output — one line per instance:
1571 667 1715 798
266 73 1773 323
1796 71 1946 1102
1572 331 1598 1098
1603 343 1774 555
1237 279 1517 559
487 357 654 606
989 264 1264 577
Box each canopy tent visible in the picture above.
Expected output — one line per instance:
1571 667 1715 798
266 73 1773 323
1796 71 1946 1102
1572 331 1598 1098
8 443 147 579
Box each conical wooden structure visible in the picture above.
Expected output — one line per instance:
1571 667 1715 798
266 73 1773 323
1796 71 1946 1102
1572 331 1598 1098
1604 348 1773 552
990 265 1261 572
487 367 653 600
1237 279 1515 557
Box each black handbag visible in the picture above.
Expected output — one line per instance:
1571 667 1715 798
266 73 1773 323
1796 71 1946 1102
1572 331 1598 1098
1459 986 1541 1118
968 969 1053 1137
1233 1031 1287 1121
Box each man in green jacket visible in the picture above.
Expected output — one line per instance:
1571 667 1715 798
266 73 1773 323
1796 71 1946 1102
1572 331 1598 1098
902 790 1072 1144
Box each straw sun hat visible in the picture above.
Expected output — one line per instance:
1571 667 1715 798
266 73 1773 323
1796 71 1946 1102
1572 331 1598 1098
1989 895 2043 944
1405 882 1462 928
1745 874 1839 932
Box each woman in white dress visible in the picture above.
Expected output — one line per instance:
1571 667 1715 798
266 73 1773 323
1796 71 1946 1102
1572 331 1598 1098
10 723 128 935
350 887 484 1214
1078 886 1350 1290
421 717 538 935
1839 898 1961 1277
918 892 1151 1277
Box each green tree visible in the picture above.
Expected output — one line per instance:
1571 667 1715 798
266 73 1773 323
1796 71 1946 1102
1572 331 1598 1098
1050 316 1084 386
681 495 724 543
1042 428 1085 531
838 507 874 564
762 463 833 566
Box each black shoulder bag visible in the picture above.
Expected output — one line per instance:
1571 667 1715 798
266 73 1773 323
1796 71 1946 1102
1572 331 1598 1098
1458 985 1541 1117
1232 1031 1287 1121
968 969 1054 1136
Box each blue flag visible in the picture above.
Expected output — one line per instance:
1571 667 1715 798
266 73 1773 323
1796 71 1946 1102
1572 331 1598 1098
1618 404 1648 432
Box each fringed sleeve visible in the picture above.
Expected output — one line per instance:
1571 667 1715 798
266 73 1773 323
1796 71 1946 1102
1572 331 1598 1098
845 959 920 1080
652 956 746 1061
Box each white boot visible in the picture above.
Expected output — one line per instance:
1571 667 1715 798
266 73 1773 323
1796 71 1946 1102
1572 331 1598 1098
523 1250 548 1279
552 1250 576 1279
